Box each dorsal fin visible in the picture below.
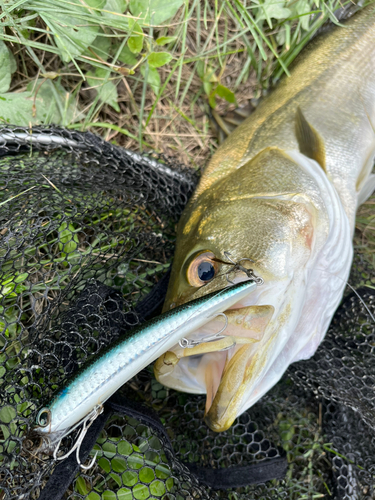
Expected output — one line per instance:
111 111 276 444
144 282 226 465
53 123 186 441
295 107 326 172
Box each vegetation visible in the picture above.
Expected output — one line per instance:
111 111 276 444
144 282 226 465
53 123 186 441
0 0 365 165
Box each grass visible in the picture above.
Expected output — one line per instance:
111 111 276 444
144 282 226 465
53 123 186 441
0 0 366 166
1 0 375 499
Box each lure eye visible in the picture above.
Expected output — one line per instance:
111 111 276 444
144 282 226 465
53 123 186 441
186 251 219 287
36 408 51 428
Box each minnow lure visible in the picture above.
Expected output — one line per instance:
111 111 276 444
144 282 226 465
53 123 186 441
33 279 258 464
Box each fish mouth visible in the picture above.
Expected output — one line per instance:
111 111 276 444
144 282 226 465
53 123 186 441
202 303 275 429
155 149 355 431
154 280 295 432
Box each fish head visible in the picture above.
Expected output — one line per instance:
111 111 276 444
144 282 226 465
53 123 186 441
156 147 351 432
164 147 324 310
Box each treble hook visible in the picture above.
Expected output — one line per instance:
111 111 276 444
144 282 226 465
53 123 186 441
53 404 103 470
179 312 229 349
223 251 264 285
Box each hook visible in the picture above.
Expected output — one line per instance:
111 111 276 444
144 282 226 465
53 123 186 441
179 312 229 348
178 253 263 350
53 404 103 469
223 252 264 285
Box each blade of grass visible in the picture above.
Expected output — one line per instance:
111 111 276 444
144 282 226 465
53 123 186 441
146 48 245 126
0 186 36 207
233 0 290 76
174 0 189 100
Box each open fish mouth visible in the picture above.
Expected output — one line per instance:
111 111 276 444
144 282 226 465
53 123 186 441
154 277 290 432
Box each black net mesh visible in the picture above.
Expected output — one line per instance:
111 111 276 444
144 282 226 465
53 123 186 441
0 126 374 500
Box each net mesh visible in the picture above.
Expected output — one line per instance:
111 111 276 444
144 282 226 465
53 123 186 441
0 126 374 500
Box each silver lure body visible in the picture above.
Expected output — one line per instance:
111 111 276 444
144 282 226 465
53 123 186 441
36 279 257 436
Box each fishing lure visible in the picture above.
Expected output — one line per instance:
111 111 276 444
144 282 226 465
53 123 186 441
33 278 258 467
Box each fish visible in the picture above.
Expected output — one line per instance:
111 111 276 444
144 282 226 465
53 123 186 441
32 279 257 453
154 6 375 432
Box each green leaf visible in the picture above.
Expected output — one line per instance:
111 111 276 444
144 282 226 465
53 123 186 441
148 51 172 68
128 20 143 54
87 493 101 500
75 476 89 495
29 79 81 124
90 30 112 61
117 440 133 456
0 41 11 93
208 91 216 109
103 0 128 20
150 480 166 497
0 306 21 339
122 470 138 487
197 63 217 83
291 0 312 30
0 406 16 424
109 472 122 487
8 48 17 75
139 466 155 483
0 277 17 300
132 484 150 500
257 0 291 26
0 79 80 126
129 0 184 25
117 45 138 66
111 456 127 473
58 222 79 257
215 84 236 104
102 491 116 500
117 489 132 500
203 81 212 96
98 457 111 473
196 61 205 79
14 273 29 284
156 36 177 46
37 0 101 62
6 280 25 302
140 65 160 94
86 68 120 112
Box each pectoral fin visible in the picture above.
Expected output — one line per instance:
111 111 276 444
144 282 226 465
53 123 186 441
295 107 326 172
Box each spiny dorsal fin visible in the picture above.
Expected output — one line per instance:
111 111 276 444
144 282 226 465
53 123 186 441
295 107 326 172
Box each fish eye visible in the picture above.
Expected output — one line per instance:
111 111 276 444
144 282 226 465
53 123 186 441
36 408 51 428
186 251 219 287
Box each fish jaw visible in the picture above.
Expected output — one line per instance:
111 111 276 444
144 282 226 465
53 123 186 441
156 150 353 431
